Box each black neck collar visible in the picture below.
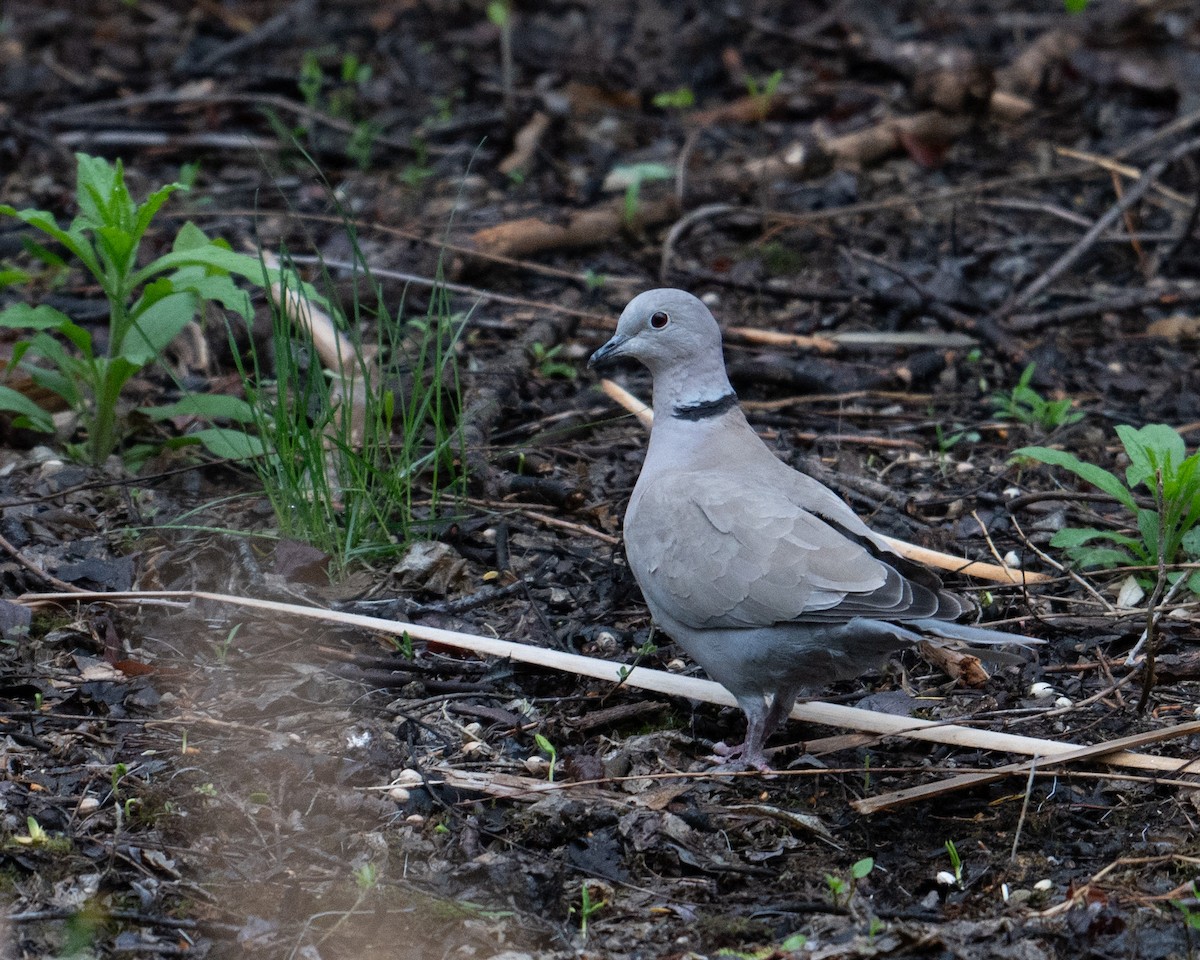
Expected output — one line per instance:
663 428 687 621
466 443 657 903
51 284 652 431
672 391 738 421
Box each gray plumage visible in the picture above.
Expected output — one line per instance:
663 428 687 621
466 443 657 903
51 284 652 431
589 288 1038 769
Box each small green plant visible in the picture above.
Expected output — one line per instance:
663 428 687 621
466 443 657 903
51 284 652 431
487 1 515 117
235 257 467 573
0 153 288 464
1064 0 1090 11
652 86 695 110
825 857 874 907
530 341 576 379
1172 880 1200 931
400 137 436 187
393 630 415 660
570 883 607 941
16 816 47 845
610 162 674 225
945 839 964 886
295 50 378 167
1015 423 1200 594
992 362 1083 431
353 861 379 891
110 762 129 802
215 623 241 664
934 421 980 454
615 636 658 684
534 732 558 782
745 69 784 119
298 51 324 110
583 269 606 291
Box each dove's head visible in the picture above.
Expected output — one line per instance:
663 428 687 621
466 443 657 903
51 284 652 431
589 288 735 416
589 289 726 375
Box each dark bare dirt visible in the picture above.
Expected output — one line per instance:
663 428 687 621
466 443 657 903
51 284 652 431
1 2 1200 958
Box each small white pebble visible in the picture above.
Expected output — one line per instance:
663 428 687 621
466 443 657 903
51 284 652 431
1029 682 1055 699
955 461 974 473
593 631 619 655
461 740 489 757
392 769 423 787
405 814 425 825
700 292 720 307
39 459 65 479
936 871 958 887
1054 696 1073 709
1033 879 1053 893
463 722 483 739
524 756 551 776
388 787 411 803
1001 883 1010 902
1003 486 1021 499
666 658 688 673
78 797 100 814
1002 551 1022 568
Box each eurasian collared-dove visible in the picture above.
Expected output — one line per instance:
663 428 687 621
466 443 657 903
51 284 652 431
590 288 1037 769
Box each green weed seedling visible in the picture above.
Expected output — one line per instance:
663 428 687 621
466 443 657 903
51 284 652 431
945 839 964 886
487 2 515 117
652 86 695 111
296 50 378 168
534 732 558 782
825 856 874 908
0 153 295 465
609 162 674 225
1015 423 1200 595
1172 880 1200 931
992 362 1083 431
570 883 606 941
530 341 576 379
744 69 783 119
353 861 379 891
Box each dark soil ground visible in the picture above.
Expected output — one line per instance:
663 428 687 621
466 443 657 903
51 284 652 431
2 1 1200 958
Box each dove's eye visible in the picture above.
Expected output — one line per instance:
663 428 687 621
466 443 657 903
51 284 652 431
650 311 670 329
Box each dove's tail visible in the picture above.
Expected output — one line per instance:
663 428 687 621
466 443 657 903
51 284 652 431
911 617 1044 648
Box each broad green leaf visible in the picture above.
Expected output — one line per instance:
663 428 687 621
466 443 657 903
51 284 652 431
25 364 80 409
124 291 197 364
133 246 274 290
170 269 252 319
1136 508 1162 560
1012 445 1138 511
1117 423 1187 490
181 427 267 460
75 153 135 232
0 206 100 277
1182 527 1200 558
0 303 75 331
140 394 256 423
1067 545 1136 568
171 221 211 252
1049 527 1142 550
131 181 183 243
0 385 53 432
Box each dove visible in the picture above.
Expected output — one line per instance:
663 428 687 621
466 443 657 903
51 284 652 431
589 288 1037 769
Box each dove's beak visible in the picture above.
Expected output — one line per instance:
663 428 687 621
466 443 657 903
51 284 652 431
588 333 631 370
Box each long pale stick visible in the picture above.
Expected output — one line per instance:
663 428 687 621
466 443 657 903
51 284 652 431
17 590 1188 777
